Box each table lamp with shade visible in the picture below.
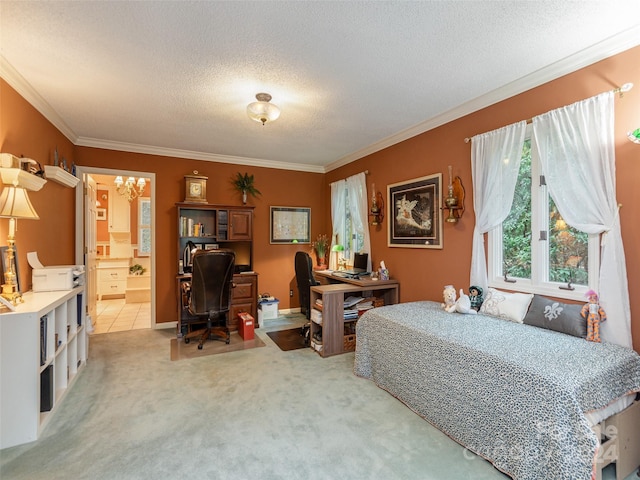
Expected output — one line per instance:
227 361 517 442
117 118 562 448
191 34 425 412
331 243 345 270
0 185 39 304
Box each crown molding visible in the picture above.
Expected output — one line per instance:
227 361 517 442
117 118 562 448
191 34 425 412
75 137 325 174
0 55 78 144
325 25 640 172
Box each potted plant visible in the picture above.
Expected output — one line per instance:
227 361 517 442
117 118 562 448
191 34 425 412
129 264 146 276
232 172 261 204
311 234 329 269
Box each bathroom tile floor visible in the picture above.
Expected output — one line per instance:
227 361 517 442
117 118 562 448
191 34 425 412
93 298 151 334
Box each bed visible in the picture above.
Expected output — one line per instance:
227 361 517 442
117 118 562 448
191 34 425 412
354 300 640 480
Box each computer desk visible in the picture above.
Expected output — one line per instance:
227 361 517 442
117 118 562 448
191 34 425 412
313 270 399 304
309 270 400 357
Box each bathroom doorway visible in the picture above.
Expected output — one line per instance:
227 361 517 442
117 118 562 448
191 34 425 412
75 166 156 333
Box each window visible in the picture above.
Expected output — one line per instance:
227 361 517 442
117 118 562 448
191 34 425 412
138 197 151 256
341 189 364 262
487 126 599 300
331 173 371 271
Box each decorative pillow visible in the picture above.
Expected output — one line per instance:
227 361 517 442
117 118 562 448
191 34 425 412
479 288 534 323
523 295 586 338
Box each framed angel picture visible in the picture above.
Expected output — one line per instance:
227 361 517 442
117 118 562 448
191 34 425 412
388 173 443 249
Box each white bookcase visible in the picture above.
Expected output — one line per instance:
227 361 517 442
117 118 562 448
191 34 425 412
0 287 87 449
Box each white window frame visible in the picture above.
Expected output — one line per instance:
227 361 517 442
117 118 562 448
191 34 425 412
137 197 151 257
487 126 599 301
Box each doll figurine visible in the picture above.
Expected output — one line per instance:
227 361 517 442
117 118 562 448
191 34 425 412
469 286 484 312
581 290 607 343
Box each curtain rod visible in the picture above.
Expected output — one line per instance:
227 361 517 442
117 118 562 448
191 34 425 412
338 170 369 183
463 83 633 143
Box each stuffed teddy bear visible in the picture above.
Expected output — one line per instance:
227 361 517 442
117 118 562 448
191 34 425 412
455 289 478 315
580 289 607 343
442 285 457 313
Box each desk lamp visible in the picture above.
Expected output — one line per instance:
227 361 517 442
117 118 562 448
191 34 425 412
331 244 345 270
0 185 39 304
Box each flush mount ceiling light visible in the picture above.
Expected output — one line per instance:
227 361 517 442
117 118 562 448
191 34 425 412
247 93 280 125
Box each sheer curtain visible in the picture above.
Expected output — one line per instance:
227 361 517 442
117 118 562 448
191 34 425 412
533 92 631 348
346 172 372 271
470 121 527 293
329 180 346 270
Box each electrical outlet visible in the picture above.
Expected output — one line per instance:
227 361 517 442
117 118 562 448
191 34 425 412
290 289 294 297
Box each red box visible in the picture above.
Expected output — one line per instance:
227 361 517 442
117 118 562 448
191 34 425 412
237 312 255 340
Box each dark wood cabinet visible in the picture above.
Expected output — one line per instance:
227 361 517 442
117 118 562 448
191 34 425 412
229 210 252 241
229 273 258 331
175 204 257 336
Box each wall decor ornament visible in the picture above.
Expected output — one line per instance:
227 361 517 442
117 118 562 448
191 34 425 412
387 173 443 249
232 172 261 205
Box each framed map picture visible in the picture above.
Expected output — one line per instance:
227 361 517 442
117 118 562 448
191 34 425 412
270 206 311 244
388 173 443 249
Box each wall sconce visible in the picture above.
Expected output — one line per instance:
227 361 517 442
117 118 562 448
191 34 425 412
369 183 384 226
628 128 640 144
443 166 465 223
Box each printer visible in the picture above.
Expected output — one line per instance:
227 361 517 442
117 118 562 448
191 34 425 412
32 265 85 292
28 252 85 292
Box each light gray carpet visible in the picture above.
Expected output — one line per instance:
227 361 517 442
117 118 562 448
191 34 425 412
0 314 629 480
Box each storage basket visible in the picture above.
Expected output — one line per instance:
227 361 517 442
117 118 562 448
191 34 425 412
343 334 356 352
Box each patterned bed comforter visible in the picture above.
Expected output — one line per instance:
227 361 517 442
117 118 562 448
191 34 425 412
354 301 640 480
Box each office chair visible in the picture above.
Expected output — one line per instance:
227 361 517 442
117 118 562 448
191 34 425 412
294 251 318 344
184 249 235 350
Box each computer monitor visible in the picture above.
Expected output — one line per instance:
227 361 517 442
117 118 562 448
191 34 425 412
352 252 368 272
333 252 370 278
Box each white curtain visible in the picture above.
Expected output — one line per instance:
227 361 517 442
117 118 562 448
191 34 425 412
346 172 372 271
470 121 527 293
330 180 347 270
533 92 631 348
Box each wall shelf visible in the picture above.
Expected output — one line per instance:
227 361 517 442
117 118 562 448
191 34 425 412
0 168 47 191
44 166 80 188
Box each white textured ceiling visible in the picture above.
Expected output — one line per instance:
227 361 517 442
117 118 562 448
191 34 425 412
1 1 639 173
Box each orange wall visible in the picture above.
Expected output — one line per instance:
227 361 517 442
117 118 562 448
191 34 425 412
73 147 326 324
2 45 639 351
0 79 77 284
327 45 640 352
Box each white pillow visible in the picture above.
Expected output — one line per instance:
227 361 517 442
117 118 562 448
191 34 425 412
479 288 534 323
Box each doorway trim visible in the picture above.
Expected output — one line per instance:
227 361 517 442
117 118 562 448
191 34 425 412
75 166 157 329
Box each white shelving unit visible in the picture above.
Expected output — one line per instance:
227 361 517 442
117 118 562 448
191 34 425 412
0 287 87 449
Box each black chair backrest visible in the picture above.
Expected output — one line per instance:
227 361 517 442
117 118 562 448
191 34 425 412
189 249 235 316
295 251 318 291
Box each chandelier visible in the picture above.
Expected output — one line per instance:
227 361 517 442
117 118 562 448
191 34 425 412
114 176 146 202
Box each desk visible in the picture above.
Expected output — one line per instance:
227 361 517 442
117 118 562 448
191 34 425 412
314 270 399 303
176 272 258 337
309 272 399 357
